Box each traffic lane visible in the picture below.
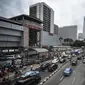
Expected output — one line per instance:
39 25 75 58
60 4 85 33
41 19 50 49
40 63 63 80
11 61 66 85
73 63 85 85
59 61 85 85
43 59 82 85
43 61 71 85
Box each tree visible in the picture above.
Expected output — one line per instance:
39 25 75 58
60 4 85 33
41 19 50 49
59 37 63 45
71 40 85 47
84 38 85 42
64 38 74 45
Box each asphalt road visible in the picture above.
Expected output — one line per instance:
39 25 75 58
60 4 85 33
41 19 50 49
59 60 85 85
43 55 83 85
40 63 63 80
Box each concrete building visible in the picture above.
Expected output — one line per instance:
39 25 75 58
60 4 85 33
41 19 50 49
58 25 77 41
29 2 54 34
83 17 85 36
10 14 42 47
0 16 23 48
29 2 59 46
54 24 58 35
78 33 84 40
0 16 23 57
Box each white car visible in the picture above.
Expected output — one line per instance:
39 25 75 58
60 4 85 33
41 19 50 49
68 55 71 59
52 58 59 63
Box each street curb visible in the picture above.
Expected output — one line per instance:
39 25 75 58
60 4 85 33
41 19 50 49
38 61 69 85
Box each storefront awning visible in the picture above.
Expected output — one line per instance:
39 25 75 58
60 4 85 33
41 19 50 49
33 48 48 53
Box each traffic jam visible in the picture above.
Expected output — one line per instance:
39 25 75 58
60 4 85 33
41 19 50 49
0 47 84 85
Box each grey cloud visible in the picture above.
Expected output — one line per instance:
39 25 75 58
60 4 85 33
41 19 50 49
0 0 33 17
0 0 85 33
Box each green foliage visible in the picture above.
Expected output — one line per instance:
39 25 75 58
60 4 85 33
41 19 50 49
63 38 74 45
71 40 85 47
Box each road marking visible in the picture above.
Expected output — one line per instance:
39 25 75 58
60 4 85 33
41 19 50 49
72 77 75 84
60 76 64 81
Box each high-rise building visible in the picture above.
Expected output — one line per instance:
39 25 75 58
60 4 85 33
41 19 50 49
58 25 77 41
54 24 58 35
83 17 85 36
78 33 84 40
29 2 54 34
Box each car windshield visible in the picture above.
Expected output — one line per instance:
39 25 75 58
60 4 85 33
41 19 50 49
21 71 34 78
65 68 70 72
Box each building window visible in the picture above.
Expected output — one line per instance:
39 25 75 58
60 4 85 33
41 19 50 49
43 5 51 32
30 6 37 18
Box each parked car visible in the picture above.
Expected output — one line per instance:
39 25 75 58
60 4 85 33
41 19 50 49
63 68 72 76
48 64 58 72
40 63 51 71
15 71 41 85
71 60 77 66
52 58 59 64
59 58 66 63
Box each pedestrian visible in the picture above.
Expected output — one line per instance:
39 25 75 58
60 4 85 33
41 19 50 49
30 65 33 70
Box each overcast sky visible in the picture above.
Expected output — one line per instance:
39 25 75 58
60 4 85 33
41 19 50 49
0 0 85 33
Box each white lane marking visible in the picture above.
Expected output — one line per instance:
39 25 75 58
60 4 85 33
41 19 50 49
72 77 75 84
60 76 64 81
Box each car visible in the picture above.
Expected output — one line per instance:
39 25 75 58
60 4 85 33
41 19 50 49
82 55 84 58
83 59 85 63
52 58 59 64
48 64 58 72
40 63 51 71
59 58 66 63
58 57 62 60
71 60 77 66
62 52 68 58
72 54 76 57
77 57 81 60
68 55 72 59
15 71 41 85
63 68 72 76
83 57 85 59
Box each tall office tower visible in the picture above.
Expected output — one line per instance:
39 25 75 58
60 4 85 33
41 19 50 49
83 17 85 36
29 2 54 34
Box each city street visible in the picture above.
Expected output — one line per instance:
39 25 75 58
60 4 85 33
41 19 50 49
0 0 85 85
43 55 83 85
59 61 85 85
40 63 63 80
10 60 65 85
